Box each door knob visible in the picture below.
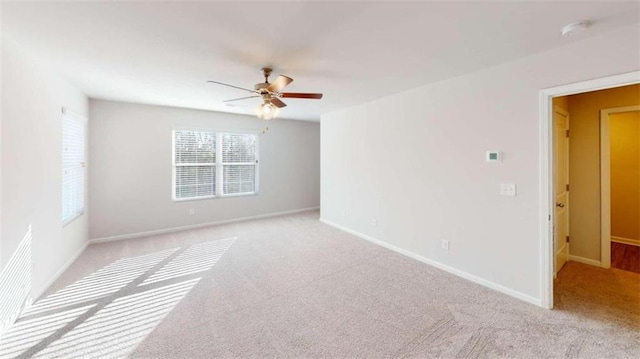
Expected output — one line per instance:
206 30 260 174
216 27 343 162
556 202 565 208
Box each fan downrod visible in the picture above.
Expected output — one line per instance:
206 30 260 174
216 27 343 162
260 68 272 83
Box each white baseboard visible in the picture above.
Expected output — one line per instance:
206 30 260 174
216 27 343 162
90 206 320 244
611 236 640 247
568 255 602 267
319 218 542 308
32 241 89 302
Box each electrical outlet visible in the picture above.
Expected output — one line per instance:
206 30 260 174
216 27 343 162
441 239 450 251
371 218 377 227
500 183 517 197
189 208 195 215
341 210 346 218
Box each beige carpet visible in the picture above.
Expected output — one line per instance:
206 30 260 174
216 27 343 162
1 210 639 358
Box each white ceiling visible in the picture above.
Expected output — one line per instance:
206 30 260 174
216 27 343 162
2 1 638 121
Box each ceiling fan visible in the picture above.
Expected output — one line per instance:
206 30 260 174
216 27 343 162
207 68 323 120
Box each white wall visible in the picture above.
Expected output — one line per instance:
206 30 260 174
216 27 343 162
89 100 320 240
1 38 89 298
321 24 640 304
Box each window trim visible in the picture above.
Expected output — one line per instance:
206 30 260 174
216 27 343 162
61 107 87 227
171 128 260 202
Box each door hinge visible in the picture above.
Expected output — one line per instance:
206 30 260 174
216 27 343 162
566 235 570 243
548 214 551 221
566 129 570 138
566 184 570 191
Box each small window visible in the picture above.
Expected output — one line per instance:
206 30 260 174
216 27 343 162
173 130 258 201
62 114 86 225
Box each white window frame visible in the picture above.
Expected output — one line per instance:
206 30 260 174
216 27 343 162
172 128 259 202
172 130 217 202
62 107 87 226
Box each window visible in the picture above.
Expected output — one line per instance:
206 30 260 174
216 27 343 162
174 131 216 200
173 130 258 201
62 113 86 225
222 133 257 195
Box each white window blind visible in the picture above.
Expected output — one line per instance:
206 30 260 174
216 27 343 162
62 115 85 225
222 133 257 195
173 130 258 201
174 130 216 200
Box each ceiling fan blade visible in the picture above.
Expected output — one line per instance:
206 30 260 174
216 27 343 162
267 75 293 92
270 97 287 108
207 80 257 94
223 95 260 103
280 92 323 99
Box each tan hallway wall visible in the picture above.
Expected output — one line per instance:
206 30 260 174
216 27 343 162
610 111 640 241
567 84 640 262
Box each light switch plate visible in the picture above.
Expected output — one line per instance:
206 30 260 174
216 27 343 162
500 183 516 196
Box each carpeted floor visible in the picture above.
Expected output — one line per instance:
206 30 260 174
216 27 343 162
1 210 639 358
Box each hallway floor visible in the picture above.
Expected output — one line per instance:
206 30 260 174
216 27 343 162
611 242 640 274
554 261 640 347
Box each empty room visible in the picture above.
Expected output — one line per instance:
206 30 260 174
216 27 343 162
1 1 639 358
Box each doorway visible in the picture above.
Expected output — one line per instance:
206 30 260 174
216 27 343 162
601 105 640 272
539 71 640 309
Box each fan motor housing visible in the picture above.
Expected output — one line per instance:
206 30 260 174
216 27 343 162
254 83 269 92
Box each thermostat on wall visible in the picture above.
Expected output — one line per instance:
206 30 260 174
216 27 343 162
486 151 501 162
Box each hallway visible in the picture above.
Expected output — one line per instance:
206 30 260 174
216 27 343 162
555 261 640 334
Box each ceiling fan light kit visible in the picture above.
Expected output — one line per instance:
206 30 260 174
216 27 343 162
208 67 323 120
256 101 279 120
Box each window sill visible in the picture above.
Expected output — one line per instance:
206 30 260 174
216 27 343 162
172 192 258 203
63 211 84 227
219 192 259 199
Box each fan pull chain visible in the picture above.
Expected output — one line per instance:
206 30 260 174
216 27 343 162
261 125 270 135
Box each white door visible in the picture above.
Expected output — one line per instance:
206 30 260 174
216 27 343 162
554 106 570 274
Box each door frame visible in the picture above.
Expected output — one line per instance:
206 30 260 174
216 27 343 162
538 71 640 309
600 105 640 269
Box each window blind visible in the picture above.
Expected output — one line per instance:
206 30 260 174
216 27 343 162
173 130 258 200
62 116 85 225
174 130 216 199
222 133 257 195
